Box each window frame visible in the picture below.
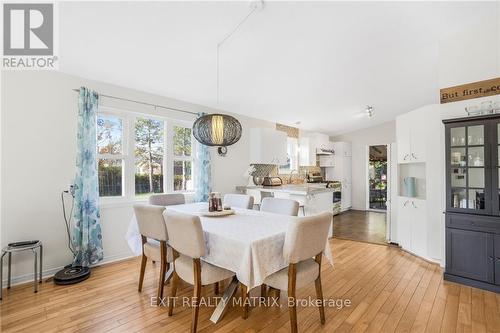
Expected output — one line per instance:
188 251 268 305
279 137 299 174
97 106 195 205
169 121 196 193
97 108 128 201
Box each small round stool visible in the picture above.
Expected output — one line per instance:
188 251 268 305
1 241 43 300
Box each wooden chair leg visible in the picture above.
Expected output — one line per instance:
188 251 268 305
288 263 298 333
138 235 148 292
156 242 167 306
315 253 325 324
260 284 267 298
168 271 179 316
138 254 147 292
240 283 249 319
191 259 202 333
214 282 219 295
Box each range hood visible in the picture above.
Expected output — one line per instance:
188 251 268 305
316 148 334 155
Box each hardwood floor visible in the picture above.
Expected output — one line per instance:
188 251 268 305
333 210 387 245
1 239 500 333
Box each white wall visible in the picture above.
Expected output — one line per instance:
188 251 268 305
438 3 499 88
0 70 274 284
333 121 396 210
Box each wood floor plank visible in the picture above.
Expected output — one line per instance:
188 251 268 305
1 239 499 333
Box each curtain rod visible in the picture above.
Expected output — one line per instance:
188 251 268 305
72 88 198 116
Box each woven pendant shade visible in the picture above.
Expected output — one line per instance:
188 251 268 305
192 114 242 147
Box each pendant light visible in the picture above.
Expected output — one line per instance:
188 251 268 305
192 114 242 156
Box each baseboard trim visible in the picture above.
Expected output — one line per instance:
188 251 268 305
400 248 443 267
2 252 137 287
444 273 500 293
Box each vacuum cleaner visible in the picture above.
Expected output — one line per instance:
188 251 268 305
53 185 91 285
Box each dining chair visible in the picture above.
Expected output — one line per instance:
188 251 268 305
260 197 300 216
149 193 185 206
273 192 306 215
223 193 254 209
134 204 173 305
251 190 274 210
263 212 332 333
164 210 235 333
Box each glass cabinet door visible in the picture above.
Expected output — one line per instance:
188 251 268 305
491 121 500 215
448 123 489 213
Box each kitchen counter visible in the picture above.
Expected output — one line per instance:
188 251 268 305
235 184 334 196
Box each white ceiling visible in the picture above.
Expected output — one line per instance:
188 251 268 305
59 1 498 135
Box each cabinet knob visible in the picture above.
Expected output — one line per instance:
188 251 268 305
488 256 494 261
471 221 476 226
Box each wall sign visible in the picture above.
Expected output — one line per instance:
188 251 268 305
440 77 500 104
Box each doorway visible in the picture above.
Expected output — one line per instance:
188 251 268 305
368 145 388 211
332 144 391 245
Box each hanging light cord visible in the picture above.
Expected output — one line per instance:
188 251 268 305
216 3 261 104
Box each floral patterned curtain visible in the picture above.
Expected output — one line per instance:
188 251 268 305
194 112 212 202
72 87 103 266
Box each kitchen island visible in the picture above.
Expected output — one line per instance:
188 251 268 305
236 184 334 237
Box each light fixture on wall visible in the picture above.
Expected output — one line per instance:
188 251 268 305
192 113 242 156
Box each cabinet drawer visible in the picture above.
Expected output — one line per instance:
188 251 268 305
446 213 500 233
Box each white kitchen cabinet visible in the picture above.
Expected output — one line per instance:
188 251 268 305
299 133 334 166
299 136 317 166
396 111 427 163
341 156 352 211
249 128 287 165
397 197 427 258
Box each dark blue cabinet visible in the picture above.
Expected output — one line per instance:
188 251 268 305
444 115 500 293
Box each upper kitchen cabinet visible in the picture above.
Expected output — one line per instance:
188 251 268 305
249 128 287 165
396 109 427 163
299 136 317 166
299 132 334 166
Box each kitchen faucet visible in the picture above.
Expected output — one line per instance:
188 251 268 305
288 169 299 183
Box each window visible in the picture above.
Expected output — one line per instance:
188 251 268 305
173 126 194 191
134 117 165 198
279 137 299 174
97 114 125 197
96 107 195 200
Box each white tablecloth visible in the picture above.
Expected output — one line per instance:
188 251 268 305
125 202 333 289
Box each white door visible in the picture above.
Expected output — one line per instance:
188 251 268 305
396 115 411 163
397 197 411 250
341 156 352 210
410 199 427 257
386 143 398 242
409 112 426 163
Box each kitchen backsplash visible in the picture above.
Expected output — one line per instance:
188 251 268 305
250 164 321 184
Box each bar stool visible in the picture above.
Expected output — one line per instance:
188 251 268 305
1 240 43 300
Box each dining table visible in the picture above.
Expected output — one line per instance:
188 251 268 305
125 202 333 323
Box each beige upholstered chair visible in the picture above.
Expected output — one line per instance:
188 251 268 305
249 190 274 210
223 193 254 209
260 197 300 216
134 204 174 305
263 212 332 333
148 193 185 206
164 210 235 333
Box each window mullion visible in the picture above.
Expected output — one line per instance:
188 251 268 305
165 121 174 193
124 114 135 200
